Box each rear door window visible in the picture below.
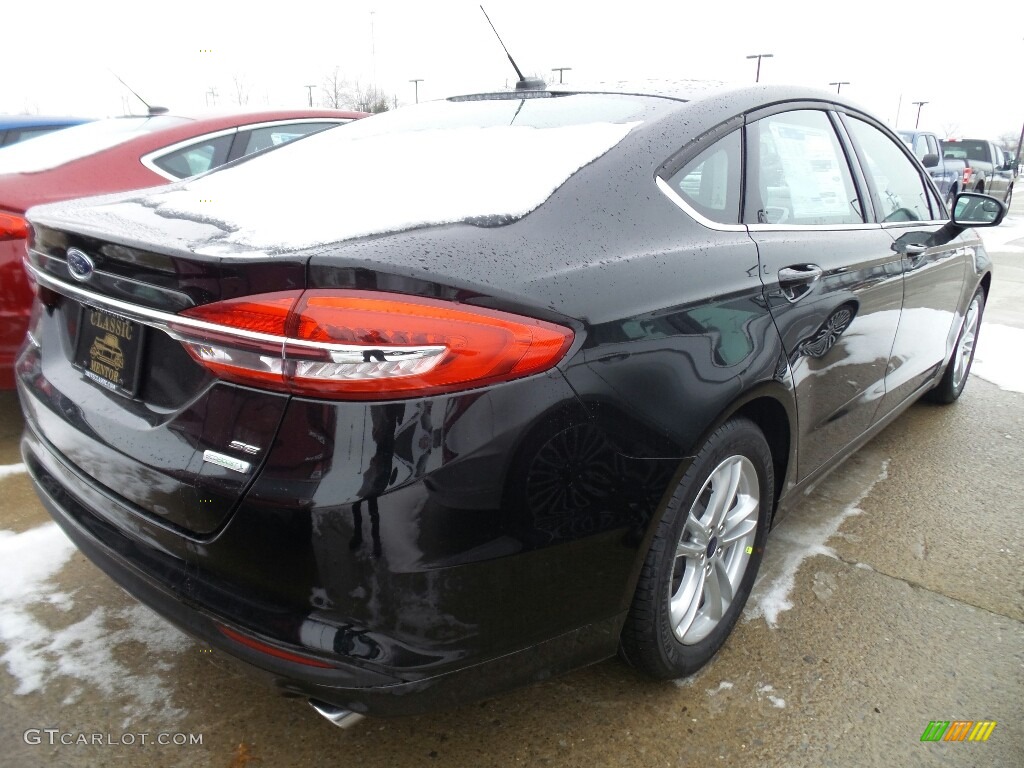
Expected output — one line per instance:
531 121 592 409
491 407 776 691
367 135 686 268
744 110 863 226
239 122 338 156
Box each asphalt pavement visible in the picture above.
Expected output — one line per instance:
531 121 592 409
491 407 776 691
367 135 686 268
1 196 1022 767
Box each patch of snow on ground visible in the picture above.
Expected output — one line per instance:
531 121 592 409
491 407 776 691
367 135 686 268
706 680 734 695
0 524 77 693
0 463 27 480
973 322 1024 394
756 683 786 709
979 213 1024 252
744 460 890 627
0 524 192 726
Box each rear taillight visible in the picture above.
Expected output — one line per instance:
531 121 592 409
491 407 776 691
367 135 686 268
172 290 574 399
0 212 28 241
963 166 973 187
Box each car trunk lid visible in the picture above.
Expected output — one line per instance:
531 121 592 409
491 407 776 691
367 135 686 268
20 218 306 535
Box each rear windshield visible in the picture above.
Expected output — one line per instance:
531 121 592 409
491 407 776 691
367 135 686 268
0 116 191 174
143 94 668 251
940 140 989 163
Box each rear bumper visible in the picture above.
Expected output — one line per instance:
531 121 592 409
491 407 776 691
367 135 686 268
22 423 629 716
17 351 682 715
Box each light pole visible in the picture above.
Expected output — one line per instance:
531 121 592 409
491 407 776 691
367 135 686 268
912 101 928 129
551 67 572 83
828 81 849 94
746 53 773 83
409 79 423 104
304 84 315 107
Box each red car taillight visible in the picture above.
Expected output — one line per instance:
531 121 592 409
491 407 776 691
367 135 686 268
0 212 28 241
962 166 973 187
172 290 574 400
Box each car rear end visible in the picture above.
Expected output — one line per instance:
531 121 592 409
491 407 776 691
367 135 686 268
18 216 599 715
15 93 697 717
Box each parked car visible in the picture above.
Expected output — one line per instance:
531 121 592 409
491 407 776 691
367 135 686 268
0 108 367 388
940 137 1015 204
0 115 92 147
1003 150 1018 178
17 83 1004 726
897 129 968 207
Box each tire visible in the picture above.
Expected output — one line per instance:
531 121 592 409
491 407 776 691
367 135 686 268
619 417 773 679
926 288 984 404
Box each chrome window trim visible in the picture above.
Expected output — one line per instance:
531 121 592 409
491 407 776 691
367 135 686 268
747 222 883 232
26 260 445 361
657 174 884 233
140 127 240 181
654 176 747 233
880 219 951 230
140 118 351 181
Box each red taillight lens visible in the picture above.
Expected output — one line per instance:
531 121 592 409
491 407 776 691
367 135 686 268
175 290 574 399
963 167 973 186
0 212 28 241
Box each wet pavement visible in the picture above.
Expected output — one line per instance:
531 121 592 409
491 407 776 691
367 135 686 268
2 202 1023 766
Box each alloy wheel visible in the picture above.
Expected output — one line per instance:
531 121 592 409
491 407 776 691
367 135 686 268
952 296 981 390
669 455 759 644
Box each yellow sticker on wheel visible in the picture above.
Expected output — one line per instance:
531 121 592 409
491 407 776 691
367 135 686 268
745 546 753 554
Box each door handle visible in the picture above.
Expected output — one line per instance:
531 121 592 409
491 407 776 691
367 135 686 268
903 243 928 263
777 264 823 287
777 264 823 302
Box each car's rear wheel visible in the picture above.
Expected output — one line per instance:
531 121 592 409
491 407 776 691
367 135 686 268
927 288 984 404
619 417 773 679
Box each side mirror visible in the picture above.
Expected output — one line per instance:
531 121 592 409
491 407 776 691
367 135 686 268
922 153 939 168
951 192 1006 227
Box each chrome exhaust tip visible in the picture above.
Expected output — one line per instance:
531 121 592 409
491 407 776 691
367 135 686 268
309 699 365 729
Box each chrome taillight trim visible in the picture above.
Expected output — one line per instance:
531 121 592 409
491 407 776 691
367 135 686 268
25 260 448 362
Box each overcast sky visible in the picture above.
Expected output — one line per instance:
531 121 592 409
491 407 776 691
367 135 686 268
3 0 1020 141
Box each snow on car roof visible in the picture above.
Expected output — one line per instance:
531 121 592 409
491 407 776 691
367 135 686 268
110 95 651 253
0 116 190 175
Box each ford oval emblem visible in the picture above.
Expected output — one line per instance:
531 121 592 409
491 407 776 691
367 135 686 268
66 248 94 282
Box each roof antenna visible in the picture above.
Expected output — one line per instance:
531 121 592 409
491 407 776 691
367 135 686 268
479 6 546 91
109 70 169 115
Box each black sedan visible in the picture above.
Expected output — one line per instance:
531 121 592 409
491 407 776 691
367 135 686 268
16 82 1004 726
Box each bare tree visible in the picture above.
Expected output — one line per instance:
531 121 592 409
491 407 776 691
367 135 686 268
353 82 392 114
322 67 352 109
997 132 1018 153
939 122 960 140
232 74 249 107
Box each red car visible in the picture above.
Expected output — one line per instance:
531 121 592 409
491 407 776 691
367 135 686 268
0 109 367 388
